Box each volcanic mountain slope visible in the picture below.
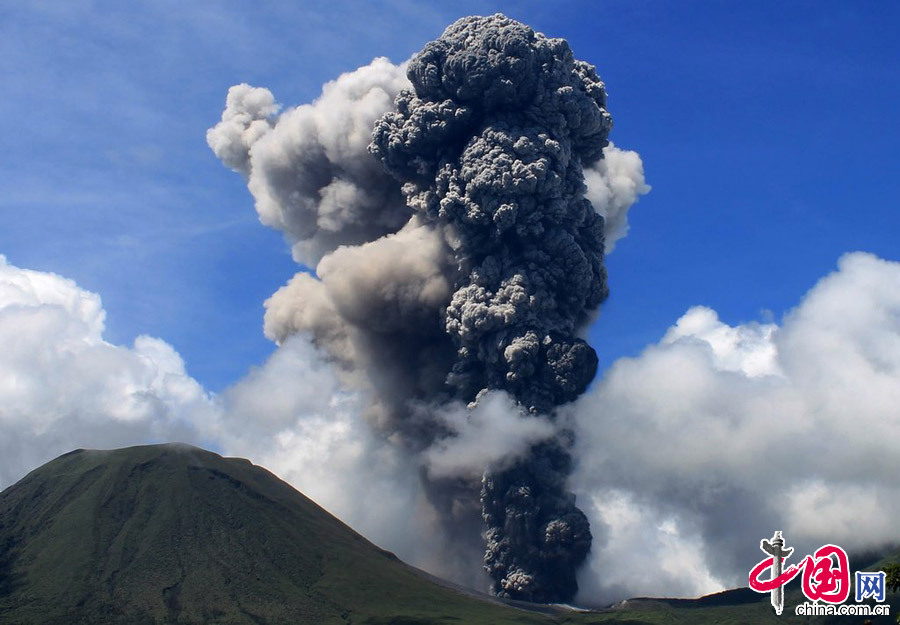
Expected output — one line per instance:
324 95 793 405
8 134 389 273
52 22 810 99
0 444 555 625
1 443 897 625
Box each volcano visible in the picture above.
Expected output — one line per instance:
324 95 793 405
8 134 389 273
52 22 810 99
1 443 896 624
0 444 552 624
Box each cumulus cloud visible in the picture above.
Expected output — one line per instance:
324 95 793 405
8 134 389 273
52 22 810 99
2 249 900 607
0 256 482 588
0 255 217 488
570 252 900 605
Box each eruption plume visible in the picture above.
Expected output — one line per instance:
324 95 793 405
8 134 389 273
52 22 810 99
369 14 610 601
208 13 648 603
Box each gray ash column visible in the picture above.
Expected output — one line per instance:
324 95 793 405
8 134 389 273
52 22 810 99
370 13 612 602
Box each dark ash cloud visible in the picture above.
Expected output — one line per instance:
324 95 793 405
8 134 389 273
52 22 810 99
209 13 647 603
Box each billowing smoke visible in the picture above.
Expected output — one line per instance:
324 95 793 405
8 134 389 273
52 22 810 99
206 57 411 267
208 13 647 602
368 14 612 601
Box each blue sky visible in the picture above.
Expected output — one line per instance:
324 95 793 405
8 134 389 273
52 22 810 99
2 0 898 391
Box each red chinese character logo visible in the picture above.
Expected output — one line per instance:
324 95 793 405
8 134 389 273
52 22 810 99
749 532 851 614
749 557 802 592
801 544 849 603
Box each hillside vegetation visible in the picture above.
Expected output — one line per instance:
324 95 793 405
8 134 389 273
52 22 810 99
0 444 896 624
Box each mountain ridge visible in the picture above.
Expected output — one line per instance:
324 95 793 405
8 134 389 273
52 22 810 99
1 444 897 624
0 443 552 624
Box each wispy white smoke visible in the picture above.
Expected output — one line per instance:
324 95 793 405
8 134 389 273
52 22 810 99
570 252 900 604
584 143 650 253
422 391 557 480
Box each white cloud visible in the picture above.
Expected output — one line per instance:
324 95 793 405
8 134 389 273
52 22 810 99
577 490 726 602
570 252 900 604
0 255 218 488
213 334 442 567
662 305 781 377
0 256 479 588
4 251 899 606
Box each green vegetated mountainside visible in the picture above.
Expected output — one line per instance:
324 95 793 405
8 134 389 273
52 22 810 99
0 444 551 625
0 443 897 625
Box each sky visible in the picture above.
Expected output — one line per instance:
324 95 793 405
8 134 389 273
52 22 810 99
2 0 899 606
3 0 896 389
